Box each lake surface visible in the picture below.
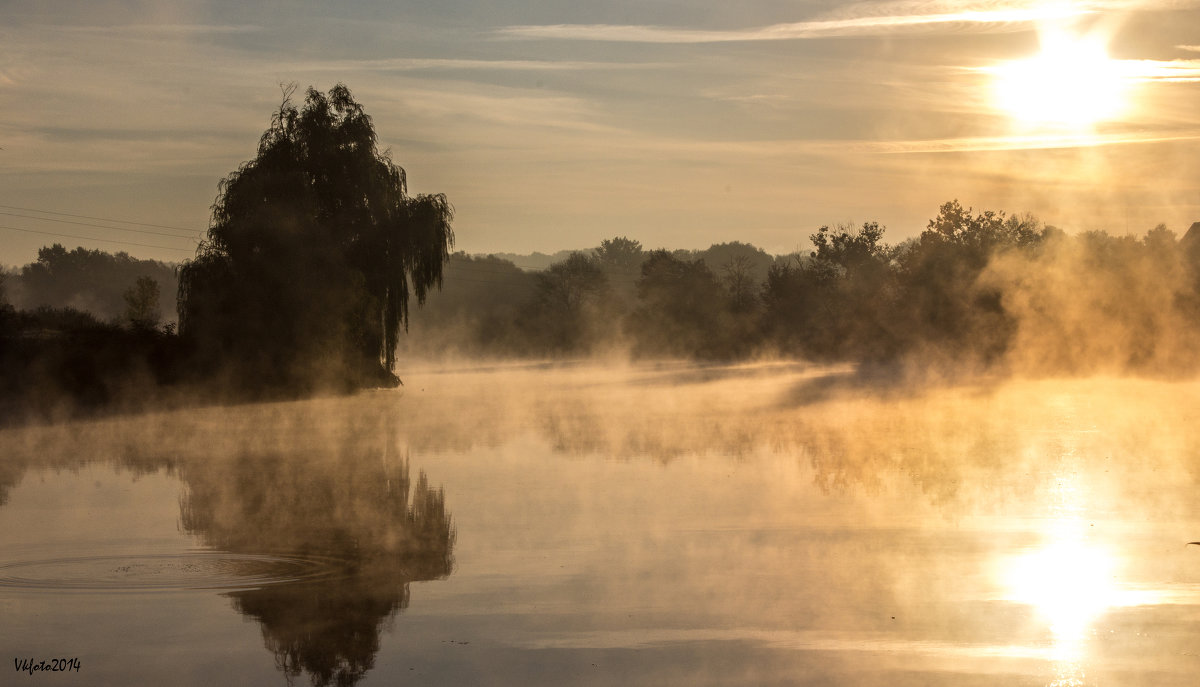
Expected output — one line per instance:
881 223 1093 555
3 361 1200 685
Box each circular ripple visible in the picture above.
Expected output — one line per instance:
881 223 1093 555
0 552 341 592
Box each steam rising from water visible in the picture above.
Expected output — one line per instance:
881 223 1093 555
4 363 1200 685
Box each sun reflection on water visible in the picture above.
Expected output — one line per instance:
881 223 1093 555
1004 533 1116 660
999 460 1118 685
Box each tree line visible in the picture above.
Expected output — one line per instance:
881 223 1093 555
9 197 1199 419
405 205 1200 377
3 244 177 327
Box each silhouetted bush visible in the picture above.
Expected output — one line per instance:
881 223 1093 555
0 307 185 422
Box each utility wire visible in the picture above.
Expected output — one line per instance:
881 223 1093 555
0 224 198 253
0 203 203 235
0 211 200 240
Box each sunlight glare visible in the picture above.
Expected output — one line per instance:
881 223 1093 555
991 28 1129 128
1004 536 1118 661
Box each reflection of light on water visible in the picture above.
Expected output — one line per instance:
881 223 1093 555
1001 525 1171 686
996 455 1176 686
1000 517 1117 687
1004 535 1116 660
1002 460 1115 685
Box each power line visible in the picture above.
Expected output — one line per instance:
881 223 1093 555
0 211 200 240
0 203 203 235
0 224 198 253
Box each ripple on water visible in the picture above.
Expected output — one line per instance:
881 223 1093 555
0 552 345 592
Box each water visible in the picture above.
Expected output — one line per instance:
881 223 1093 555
2 361 1200 685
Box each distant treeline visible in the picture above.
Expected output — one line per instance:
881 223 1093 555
4 243 178 325
0 245 183 421
404 200 1200 376
4 198 1200 423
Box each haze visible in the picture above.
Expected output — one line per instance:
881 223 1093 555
5 365 1200 684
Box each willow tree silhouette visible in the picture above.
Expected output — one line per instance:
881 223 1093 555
178 84 453 392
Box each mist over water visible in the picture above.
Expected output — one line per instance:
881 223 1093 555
2 361 1200 685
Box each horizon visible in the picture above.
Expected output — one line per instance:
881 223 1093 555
2 0 1199 266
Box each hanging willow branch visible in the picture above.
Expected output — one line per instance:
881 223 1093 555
178 84 453 388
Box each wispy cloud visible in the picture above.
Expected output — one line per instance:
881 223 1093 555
555 126 1200 159
288 58 663 73
55 23 262 35
863 129 1200 153
499 0 1200 43
1121 58 1200 82
971 57 1200 83
499 2 1096 43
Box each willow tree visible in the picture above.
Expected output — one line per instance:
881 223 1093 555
178 84 453 390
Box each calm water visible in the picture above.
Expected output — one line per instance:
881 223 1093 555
3 362 1200 685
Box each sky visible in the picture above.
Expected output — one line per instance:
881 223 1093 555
2 0 1199 266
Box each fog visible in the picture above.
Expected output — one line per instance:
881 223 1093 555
984 226 1200 375
3 363 1200 684
397 210 1200 387
5 357 1200 685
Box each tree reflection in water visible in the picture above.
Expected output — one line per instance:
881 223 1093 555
177 446 455 687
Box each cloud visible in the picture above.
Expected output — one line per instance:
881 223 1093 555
861 129 1200 153
498 2 1099 43
286 58 664 73
529 126 1200 159
54 23 262 35
1121 58 1200 82
972 57 1200 84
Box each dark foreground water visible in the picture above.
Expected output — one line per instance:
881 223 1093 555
3 362 1200 686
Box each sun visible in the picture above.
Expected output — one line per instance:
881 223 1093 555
990 29 1129 129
